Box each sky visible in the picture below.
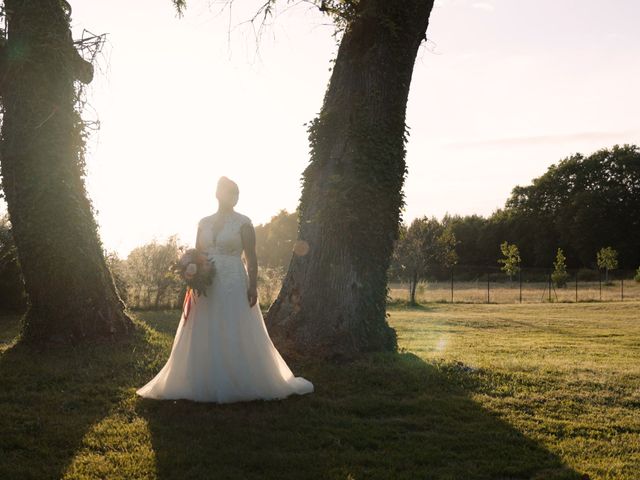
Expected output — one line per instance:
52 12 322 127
46 0 640 255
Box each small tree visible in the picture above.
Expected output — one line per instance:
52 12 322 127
105 251 130 304
596 247 618 284
392 218 457 305
551 248 569 288
634 267 640 283
497 241 521 282
126 236 183 309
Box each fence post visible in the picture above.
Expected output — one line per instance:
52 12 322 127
451 266 454 303
621 275 624 302
487 270 490 304
575 269 578 303
519 268 522 303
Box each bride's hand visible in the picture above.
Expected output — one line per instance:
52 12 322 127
247 286 258 307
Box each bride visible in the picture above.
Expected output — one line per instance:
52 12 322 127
137 177 314 403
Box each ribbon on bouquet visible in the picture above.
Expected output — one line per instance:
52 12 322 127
182 288 194 322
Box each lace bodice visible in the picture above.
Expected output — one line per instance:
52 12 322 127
198 211 252 257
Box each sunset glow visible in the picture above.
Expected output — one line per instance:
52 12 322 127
51 0 640 255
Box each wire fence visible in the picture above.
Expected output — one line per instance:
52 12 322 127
389 266 640 304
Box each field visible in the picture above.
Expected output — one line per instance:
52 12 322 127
389 278 640 304
0 302 638 479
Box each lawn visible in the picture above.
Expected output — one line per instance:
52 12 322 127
0 302 638 479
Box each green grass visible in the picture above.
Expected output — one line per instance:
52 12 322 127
0 303 638 479
393 302 640 479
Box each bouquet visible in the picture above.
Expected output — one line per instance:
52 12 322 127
173 249 215 297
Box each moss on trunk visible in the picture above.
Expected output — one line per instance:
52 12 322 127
266 0 435 360
0 0 131 343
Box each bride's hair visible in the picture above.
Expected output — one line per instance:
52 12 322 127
217 176 238 193
217 176 239 205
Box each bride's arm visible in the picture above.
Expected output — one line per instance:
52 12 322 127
195 223 205 252
240 223 258 307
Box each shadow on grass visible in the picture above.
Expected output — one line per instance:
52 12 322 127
0 309 585 480
136 310 185 337
138 348 583 479
0 322 165 480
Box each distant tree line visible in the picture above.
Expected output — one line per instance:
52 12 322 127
389 145 640 303
447 145 640 269
254 147 640 305
1 145 638 312
0 211 299 312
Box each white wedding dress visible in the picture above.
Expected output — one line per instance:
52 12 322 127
137 211 314 403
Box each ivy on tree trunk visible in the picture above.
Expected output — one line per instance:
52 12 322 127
266 0 435 360
0 0 131 344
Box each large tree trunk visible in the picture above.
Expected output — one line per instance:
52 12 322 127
266 0 434 360
0 0 132 344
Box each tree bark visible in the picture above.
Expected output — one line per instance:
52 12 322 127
266 0 434 360
0 0 132 343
